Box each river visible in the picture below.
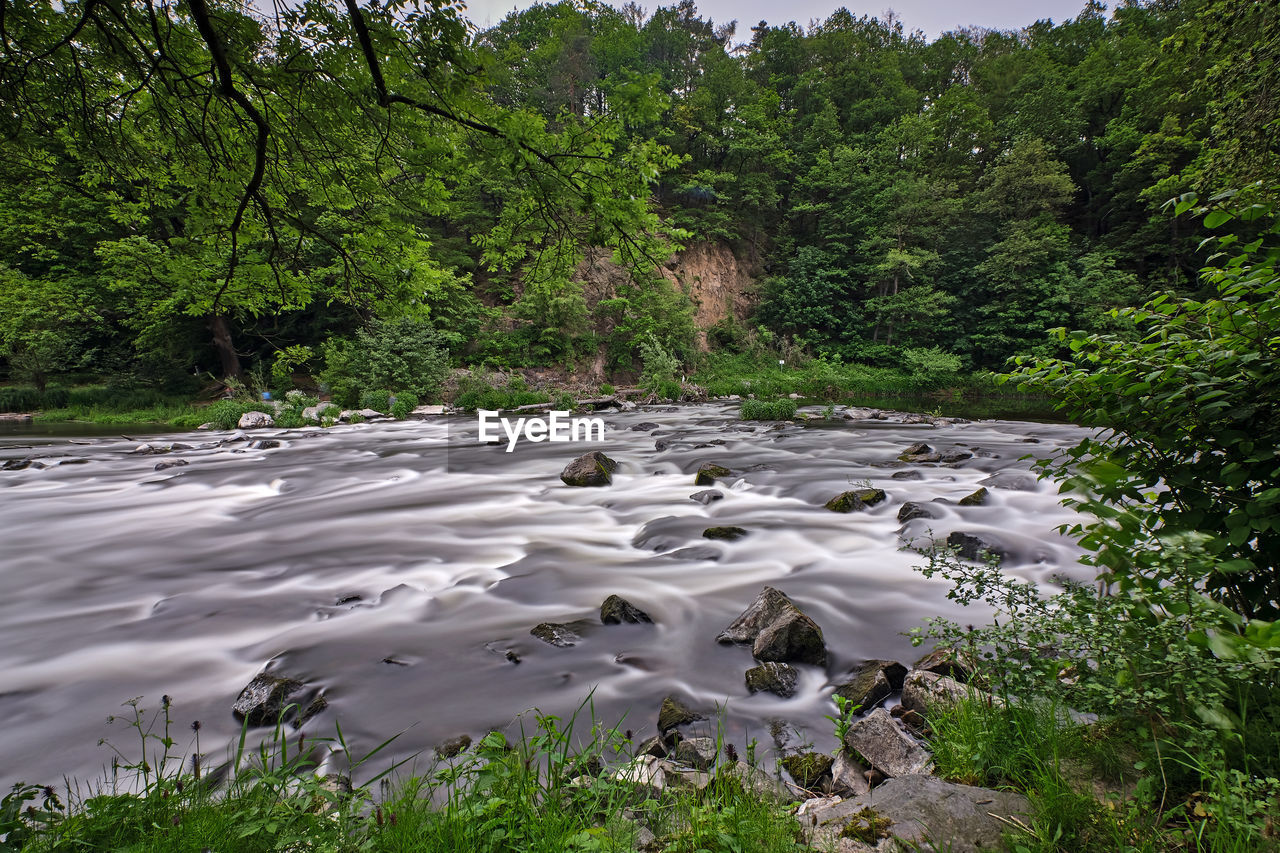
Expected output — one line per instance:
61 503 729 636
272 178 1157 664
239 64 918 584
0 403 1091 791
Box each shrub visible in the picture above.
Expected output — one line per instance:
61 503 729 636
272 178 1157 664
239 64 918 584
390 392 419 419
320 317 452 407
359 389 393 413
638 332 681 390
740 398 797 420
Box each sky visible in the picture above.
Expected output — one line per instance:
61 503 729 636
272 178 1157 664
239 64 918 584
460 0 1093 40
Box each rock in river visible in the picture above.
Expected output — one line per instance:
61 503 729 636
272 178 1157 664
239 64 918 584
600 595 653 625
531 622 580 647
947 531 1010 562
958 487 988 506
233 672 306 727
717 586 826 666
703 525 748 541
832 659 907 710
825 488 886 513
694 462 732 486
560 451 618 487
689 489 724 504
744 661 799 698
896 501 934 522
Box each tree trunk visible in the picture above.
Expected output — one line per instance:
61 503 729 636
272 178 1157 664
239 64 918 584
209 314 243 381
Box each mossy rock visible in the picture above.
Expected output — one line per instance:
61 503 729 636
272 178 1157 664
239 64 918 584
560 451 618 487
657 695 705 735
703 525 748 541
958 487 989 506
744 662 799 698
694 462 732 485
825 488 887 512
781 752 834 790
840 807 892 843
600 594 653 624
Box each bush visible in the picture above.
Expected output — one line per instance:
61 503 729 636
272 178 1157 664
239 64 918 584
359 389 393 413
452 371 550 411
740 398 797 420
320 317 452 407
390 392 419 419
638 332 681 390
902 347 962 388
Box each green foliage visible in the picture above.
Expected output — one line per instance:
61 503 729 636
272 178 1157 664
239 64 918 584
269 345 314 391
1008 193 1280 620
637 332 682 391
201 399 265 431
739 398 797 420
901 347 962 388
390 392 419 420
452 372 552 411
359 390 394 414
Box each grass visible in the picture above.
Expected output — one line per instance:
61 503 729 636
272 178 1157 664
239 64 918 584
3 699 805 853
740 398 798 420
924 692 1279 853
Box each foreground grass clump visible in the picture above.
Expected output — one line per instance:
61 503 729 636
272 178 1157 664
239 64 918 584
3 701 803 853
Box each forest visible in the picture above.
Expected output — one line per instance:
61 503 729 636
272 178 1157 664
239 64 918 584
1 0 1276 405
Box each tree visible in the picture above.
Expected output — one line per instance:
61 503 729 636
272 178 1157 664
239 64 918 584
0 0 677 379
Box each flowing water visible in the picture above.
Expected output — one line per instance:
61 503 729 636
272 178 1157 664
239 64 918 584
0 403 1091 790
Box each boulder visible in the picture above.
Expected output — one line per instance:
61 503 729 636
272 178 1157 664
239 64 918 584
744 662 800 698
560 451 618 487
898 442 941 463
939 448 974 463
781 752 834 790
716 761 793 804
248 439 280 450
237 411 275 429
600 595 653 625
630 422 661 431
154 459 188 471
913 647 975 682
958 487 988 506
832 660 908 710
900 669 977 718
890 470 924 480
978 471 1038 491
703 525 748 541
896 502 934 522
232 673 306 726
435 734 472 758
717 587 827 666
694 462 732 485
947 531 1010 563
843 708 931 778
825 488 887 513
530 622 580 647
689 489 724 505
657 695 705 735
674 737 718 770
827 751 871 798
806 774 1030 853
302 403 340 423
411 404 446 416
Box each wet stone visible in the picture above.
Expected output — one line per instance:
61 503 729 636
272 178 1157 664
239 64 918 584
530 622 580 647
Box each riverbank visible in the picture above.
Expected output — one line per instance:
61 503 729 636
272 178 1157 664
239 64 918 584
1 362 1054 433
